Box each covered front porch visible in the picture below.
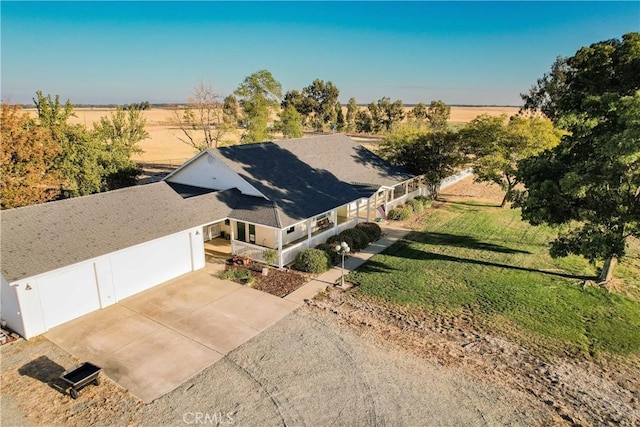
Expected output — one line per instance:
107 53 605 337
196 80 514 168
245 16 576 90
228 198 370 268
371 176 428 220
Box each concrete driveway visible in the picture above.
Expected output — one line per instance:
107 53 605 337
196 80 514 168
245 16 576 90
45 264 301 403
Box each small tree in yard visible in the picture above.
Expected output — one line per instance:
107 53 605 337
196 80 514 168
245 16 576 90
263 248 278 268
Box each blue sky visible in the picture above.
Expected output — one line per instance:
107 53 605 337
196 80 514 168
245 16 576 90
2 1 638 106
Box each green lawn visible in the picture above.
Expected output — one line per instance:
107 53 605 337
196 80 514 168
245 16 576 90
349 201 640 358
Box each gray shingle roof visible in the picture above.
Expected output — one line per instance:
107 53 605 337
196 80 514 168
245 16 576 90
214 134 413 226
1 182 231 283
2 134 414 283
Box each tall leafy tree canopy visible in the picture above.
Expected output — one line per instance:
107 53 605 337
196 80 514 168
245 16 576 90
1 91 148 208
460 114 561 207
274 104 304 139
0 104 63 208
426 100 450 130
517 32 640 282
411 102 428 121
379 123 464 198
235 70 282 143
302 79 340 131
345 97 358 131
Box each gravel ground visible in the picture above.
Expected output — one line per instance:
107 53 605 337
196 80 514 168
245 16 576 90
1 307 553 426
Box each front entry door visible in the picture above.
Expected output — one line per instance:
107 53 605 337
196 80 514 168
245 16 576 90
236 221 246 242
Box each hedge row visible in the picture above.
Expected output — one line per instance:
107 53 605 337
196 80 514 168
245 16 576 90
294 222 384 272
387 196 431 221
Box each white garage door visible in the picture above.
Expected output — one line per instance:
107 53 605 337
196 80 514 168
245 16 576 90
37 263 101 330
110 232 193 301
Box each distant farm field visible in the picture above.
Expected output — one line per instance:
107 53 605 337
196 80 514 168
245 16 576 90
25 105 520 163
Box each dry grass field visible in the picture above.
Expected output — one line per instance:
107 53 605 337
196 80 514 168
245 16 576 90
26 105 520 163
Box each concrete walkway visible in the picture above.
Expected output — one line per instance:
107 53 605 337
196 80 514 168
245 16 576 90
285 224 411 304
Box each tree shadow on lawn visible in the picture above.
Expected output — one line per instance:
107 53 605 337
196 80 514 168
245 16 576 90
351 259 398 275
405 231 532 255
437 198 501 208
391 241 596 281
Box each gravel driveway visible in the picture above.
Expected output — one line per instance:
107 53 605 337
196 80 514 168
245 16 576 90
1 306 552 426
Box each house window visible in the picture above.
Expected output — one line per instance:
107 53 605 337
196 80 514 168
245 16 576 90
287 226 295 234
224 219 230 225
249 224 256 244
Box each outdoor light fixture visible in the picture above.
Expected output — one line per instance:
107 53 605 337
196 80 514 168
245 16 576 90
335 241 350 287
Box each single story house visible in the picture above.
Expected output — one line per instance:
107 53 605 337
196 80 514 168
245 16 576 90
1 134 428 339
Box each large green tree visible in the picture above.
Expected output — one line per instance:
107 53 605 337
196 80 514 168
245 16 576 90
410 102 428 122
234 70 282 143
517 32 640 283
426 100 451 130
302 79 340 131
93 107 149 189
376 97 405 131
274 104 304 139
460 114 561 207
345 97 358 131
32 91 147 199
379 123 464 198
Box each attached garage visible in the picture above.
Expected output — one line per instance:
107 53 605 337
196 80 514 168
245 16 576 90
1 228 205 339
1 182 225 339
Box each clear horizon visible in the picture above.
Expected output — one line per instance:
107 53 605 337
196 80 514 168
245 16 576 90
2 1 638 106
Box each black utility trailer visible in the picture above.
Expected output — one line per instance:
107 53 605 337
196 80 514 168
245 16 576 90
60 362 102 399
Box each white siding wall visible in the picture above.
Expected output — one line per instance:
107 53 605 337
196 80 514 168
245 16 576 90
110 231 194 300
281 221 308 246
0 274 25 338
8 278 46 339
167 152 264 197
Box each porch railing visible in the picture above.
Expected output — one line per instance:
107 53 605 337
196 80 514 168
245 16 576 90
231 240 268 264
309 228 336 248
386 188 423 210
337 217 358 233
281 240 308 266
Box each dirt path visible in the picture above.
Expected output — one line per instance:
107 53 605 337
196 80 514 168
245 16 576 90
1 308 553 426
314 288 640 426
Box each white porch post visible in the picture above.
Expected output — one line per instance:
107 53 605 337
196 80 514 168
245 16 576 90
230 222 236 255
307 218 312 248
374 191 379 220
366 197 371 222
356 199 362 224
333 209 339 235
277 229 283 268
405 181 409 197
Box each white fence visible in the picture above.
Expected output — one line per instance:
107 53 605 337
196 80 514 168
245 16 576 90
281 240 307 266
309 228 336 248
337 218 358 233
386 188 424 211
439 168 474 190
